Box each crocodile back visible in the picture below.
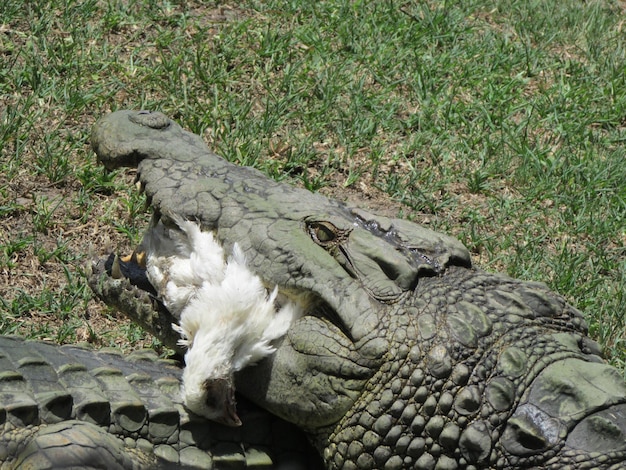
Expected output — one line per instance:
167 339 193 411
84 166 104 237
0 336 321 469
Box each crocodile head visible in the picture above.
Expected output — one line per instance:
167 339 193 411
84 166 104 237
90 110 626 469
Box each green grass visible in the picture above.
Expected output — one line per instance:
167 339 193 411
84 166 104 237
0 0 624 373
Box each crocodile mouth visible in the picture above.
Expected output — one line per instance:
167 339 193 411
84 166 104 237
89 247 183 351
89 206 309 354
89 204 190 352
106 251 152 293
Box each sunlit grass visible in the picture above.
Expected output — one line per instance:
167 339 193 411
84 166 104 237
0 0 624 371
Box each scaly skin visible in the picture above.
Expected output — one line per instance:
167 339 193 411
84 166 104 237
0 335 319 469
90 110 626 469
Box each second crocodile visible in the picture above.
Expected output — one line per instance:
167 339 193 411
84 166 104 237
0 335 318 469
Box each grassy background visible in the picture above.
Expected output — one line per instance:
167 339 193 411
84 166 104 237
0 0 624 374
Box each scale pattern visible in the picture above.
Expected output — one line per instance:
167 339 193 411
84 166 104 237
0 336 320 469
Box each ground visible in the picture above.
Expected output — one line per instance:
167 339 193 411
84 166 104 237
0 0 624 370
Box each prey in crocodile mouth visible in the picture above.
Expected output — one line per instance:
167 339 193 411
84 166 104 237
114 212 301 427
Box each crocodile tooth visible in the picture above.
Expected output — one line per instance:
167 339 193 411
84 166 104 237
120 251 146 268
111 254 123 279
135 180 144 193
130 251 147 268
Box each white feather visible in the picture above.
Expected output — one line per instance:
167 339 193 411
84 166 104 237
143 217 301 422
143 216 226 317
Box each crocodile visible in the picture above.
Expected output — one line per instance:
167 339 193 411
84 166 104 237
0 335 319 469
83 109 624 469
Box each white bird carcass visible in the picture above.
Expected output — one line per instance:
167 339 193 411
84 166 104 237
142 214 300 426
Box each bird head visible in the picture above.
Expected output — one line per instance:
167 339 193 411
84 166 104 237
182 373 241 427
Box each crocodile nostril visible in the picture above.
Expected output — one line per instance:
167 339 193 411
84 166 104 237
129 110 171 129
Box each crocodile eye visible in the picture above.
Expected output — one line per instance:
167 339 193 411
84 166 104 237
308 221 338 246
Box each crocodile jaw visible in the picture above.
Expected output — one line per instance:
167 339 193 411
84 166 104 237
91 212 304 427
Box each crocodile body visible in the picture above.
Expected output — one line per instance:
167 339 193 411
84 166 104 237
86 110 626 469
0 335 318 469
11 109 624 469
